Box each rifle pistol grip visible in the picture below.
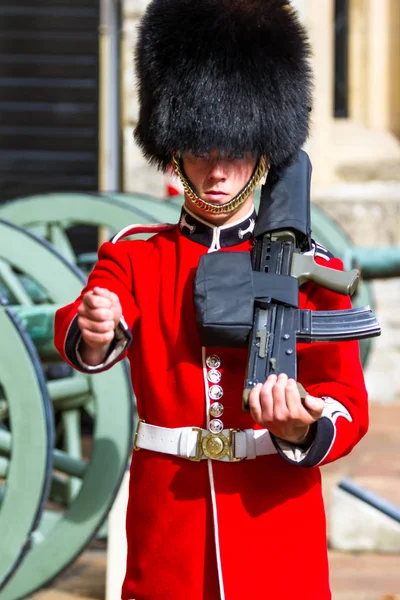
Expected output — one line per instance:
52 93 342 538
291 253 359 296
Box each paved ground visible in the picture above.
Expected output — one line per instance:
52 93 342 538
27 549 400 600
30 403 400 600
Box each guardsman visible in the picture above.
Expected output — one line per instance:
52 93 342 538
54 1 368 598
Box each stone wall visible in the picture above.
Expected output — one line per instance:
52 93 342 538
314 183 400 247
122 0 165 198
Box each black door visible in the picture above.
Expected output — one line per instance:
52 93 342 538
334 0 349 118
0 0 100 201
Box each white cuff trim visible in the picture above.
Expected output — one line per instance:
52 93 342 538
75 318 129 372
273 437 314 463
321 396 352 424
274 397 352 464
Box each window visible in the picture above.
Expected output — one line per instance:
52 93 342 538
334 0 349 118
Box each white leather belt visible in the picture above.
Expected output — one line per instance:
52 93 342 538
134 421 277 462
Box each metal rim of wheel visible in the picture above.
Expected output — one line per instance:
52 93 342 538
0 309 54 591
0 191 182 266
0 219 134 599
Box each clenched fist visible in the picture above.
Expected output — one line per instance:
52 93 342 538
248 373 325 445
77 287 122 365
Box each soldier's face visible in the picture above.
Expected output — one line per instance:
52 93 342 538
182 151 258 224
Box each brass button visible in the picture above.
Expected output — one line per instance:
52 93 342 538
209 418 224 434
207 369 222 384
209 385 223 400
209 402 224 418
206 355 221 369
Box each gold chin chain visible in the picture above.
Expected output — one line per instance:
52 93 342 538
172 154 267 215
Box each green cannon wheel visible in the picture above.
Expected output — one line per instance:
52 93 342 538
0 220 134 599
0 309 54 591
0 191 182 268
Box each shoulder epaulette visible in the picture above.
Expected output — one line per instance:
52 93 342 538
312 241 334 262
111 223 175 244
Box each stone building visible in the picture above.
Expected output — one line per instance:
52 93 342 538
118 0 400 204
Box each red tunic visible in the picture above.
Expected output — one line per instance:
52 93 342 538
54 207 368 600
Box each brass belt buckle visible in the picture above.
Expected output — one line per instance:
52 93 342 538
190 428 242 461
202 432 230 460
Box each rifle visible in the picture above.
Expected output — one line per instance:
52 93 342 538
242 150 380 409
193 151 381 412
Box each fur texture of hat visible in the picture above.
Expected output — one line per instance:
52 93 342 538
134 0 313 171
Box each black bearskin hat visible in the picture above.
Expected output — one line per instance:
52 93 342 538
134 0 313 172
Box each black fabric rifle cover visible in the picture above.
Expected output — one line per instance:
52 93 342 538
194 252 299 347
255 149 312 246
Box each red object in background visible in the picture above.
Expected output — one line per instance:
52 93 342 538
165 168 184 197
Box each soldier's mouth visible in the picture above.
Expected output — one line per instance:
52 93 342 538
203 191 228 202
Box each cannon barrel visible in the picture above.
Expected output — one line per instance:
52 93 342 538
347 247 400 280
9 304 59 360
